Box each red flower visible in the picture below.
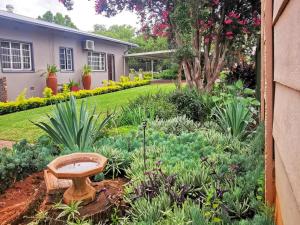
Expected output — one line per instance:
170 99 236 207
224 19 233 24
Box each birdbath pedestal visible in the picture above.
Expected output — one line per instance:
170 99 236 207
47 153 107 205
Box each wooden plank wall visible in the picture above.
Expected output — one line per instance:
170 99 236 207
264 0 300 224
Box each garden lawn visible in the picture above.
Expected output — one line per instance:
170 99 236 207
0 84 175 142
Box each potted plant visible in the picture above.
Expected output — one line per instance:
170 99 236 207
82 65 92 90
68 79 80 92
46 64 59 95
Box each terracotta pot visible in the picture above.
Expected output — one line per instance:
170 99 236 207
46 73 57 95
82 75 91 90
70 86 80 92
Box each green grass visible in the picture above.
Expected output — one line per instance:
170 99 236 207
0 84 175 142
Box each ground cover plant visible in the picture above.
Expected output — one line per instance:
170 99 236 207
0 79 273 224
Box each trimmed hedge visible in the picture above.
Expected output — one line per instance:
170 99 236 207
0 80 150 115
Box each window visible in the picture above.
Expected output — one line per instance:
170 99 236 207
88 52 106 71
59 47 73 71
0 41 33 71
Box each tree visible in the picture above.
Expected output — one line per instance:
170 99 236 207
94 24 136 42
58 0 260 91
38 11 77 29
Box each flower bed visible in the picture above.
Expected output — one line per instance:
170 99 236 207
0 80 150 115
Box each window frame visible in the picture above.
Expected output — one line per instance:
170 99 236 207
87 51 106 72
59 47 74 72
0 40 34 73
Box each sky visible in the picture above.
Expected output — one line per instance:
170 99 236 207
0 0 139 31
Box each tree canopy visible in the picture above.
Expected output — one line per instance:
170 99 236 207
59 0 260 90
38 11 77 29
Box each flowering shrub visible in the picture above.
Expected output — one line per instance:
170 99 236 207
0 80 150 115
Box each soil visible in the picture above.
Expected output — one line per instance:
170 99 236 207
0 172 45 225
40 178 128 224
0 172 127 225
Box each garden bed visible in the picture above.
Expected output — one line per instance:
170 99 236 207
0 172 45 225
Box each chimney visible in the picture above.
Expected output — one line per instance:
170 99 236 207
6 4 14 13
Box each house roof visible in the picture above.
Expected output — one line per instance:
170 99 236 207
0 10 138 47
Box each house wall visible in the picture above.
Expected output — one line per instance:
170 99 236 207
0 19 128 101
263 0 300 224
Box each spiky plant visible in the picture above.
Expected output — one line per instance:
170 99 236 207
32 96 112 150
214 101 251 139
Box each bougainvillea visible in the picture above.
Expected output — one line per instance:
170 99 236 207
59 0 260 91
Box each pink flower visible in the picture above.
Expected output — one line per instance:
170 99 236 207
225 31 234 39
253 17 261 26
224 19 233 24
212 0 220 5
238 20 247 25
204 36 210 44
162 10 169 21
229 11 240 19
242 27 250 33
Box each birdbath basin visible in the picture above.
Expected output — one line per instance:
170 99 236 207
47 153 107 205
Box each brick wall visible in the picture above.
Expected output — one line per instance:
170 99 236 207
0 77 8 102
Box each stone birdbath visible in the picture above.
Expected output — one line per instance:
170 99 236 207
47 153 107 205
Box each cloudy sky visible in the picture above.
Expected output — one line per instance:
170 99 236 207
0 0 139 31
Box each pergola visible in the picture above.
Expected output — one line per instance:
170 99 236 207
124 49 176 75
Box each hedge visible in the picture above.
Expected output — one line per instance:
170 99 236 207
0 80 150 115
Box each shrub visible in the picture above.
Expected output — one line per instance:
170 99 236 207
169 88 213 122
32 96 112 151
114 92 177 126
15 88 27 102
0 80 150 115
143 72 153 80
93 147 131 179
226 63 256 89
158 69 177 80
43 87 53 98
0 137 57 193
149 115 200 135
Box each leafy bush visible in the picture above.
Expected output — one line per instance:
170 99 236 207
143 72 153 80
114 92 177 126
213 101 252 139
15 88 27 102
93 147 131 179
0 80 150 115
149 115 200 135
32 96 112 151
158 69 177 80
226 63 256 89
43 87 53 98
0 136 57 193
169 88 213 122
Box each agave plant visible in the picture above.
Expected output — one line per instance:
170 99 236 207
32 96 112 150
214 101 251 139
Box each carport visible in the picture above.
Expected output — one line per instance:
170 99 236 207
124 49 176 76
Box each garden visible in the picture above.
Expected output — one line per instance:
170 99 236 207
0 0 269 224
0 73 273 224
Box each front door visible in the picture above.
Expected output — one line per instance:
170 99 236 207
107 54 115 81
